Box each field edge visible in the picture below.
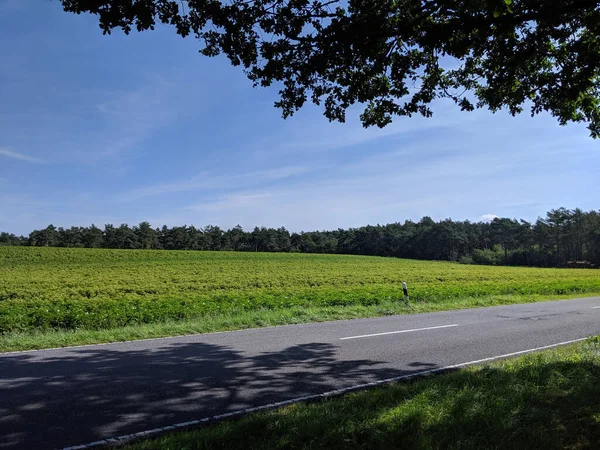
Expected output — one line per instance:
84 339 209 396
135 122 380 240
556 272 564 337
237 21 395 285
2 292 600 353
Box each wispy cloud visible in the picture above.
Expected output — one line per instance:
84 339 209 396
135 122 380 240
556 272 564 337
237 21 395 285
255 99 479 156
186 192 276 213
0 192 55 233
0 148 45 164
153 116 594 232
89 78 178 161
118 165 312 202
0 78 181 168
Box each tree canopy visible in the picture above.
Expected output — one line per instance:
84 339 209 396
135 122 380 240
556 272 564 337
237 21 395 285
60 0 600 136
5 207 600 268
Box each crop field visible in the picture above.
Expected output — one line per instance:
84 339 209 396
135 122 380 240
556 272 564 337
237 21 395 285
2 246 600 337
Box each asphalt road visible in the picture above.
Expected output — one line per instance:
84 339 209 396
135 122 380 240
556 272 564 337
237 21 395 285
2 296 600 450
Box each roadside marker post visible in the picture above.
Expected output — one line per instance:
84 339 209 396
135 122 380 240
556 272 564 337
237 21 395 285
402 282 409 304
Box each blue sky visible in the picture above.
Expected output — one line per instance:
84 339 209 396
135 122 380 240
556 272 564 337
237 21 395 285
1 0 599 235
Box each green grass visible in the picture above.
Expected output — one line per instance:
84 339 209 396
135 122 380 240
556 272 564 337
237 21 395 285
1 292 597 353
1 246 599 352
124 337 600 450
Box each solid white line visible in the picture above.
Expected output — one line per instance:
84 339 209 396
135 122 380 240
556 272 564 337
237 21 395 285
60 336 591 450
592 306 600 309
339 324 459 340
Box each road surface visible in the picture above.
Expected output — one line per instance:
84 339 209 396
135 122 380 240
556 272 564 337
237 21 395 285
2 296 600 449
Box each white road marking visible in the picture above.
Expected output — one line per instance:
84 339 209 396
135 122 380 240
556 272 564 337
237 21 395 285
61 336 591 450
592 306 600 309
339 323 459 340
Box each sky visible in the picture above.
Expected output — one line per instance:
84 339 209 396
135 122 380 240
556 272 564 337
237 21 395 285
1 0 599 236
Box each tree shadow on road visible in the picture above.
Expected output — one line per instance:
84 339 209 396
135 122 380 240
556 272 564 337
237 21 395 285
1 339 419 449
126 348 600 450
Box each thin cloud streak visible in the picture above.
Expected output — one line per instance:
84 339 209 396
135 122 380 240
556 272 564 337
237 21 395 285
264 99 479 155
87 78 179 161
168 126 596 232
0 148 45 164
118 165 312 202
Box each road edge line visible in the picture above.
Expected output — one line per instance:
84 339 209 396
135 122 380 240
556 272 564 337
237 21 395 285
61 336 590 450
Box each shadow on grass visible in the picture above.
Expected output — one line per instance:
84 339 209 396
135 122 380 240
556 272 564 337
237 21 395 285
128 348 600 450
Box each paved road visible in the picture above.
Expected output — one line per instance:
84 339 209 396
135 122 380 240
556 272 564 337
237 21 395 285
2 297 600 449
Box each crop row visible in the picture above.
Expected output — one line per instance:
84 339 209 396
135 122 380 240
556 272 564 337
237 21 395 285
1 247 599 333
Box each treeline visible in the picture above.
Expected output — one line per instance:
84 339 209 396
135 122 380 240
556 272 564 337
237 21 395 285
2 207 599 268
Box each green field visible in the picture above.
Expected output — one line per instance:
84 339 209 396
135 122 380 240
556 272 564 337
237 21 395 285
1 247 599 351
124 337 600 450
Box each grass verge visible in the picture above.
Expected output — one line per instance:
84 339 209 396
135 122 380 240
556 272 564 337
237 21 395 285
2 292 599 353
124 336 600 450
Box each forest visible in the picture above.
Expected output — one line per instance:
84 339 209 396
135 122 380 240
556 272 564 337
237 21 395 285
1 207 599 268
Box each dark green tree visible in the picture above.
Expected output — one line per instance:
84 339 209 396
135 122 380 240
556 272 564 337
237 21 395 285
17 208 600 267
103 224 140 249
83 224 104 248
29 225 59 247
60 0 600 136
134 221 158 249
203 225 224 250
0 232 25 246
490 217 521 262
226 225 248 250
56 226 84 247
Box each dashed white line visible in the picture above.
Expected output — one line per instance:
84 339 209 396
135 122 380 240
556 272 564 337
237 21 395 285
339 323 459 340
61 336 590 450
591 306 600 309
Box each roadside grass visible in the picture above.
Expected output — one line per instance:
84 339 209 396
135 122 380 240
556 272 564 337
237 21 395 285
124 337 600 450
2 292 599 352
